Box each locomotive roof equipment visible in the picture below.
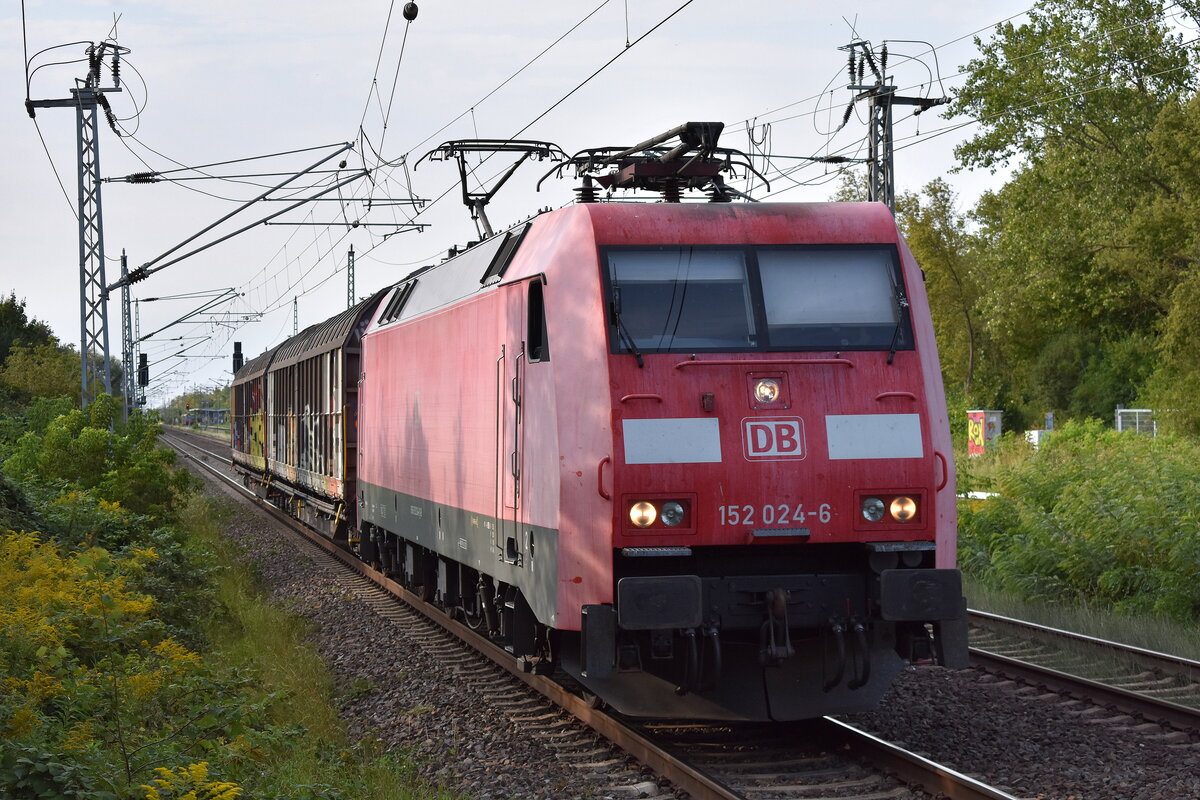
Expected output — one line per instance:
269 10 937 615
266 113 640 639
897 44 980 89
417 138 567 238
537 121 770 202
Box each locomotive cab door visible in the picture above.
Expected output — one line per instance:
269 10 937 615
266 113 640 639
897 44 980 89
496 283 525 564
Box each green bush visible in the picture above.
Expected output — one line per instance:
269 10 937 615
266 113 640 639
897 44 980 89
3 400 198 523
1 395 444 800
0 745 114 800
0 531 265 798
959 419 1200 621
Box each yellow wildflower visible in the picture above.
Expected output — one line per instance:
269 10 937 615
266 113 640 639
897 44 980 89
62 719 96 751
153 637 202 666
140 763 243 800
3 707 38 738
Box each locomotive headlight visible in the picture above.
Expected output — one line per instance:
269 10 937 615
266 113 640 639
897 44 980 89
661 501 685 527
889 496 917 522
861 497 886 522
754 378 781 404
630 501 657 528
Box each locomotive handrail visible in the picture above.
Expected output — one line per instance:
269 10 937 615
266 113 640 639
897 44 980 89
874 391 916 401
597 457 612 501
934 451 949 492
673 358 854 369
620 393 663 403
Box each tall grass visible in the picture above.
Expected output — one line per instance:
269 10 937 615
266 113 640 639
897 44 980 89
965 578 1200 662
179 496 460 800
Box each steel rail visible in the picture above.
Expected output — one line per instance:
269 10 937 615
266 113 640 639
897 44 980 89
968 647 1200 732
968 608 1200 678
818 717 1022 800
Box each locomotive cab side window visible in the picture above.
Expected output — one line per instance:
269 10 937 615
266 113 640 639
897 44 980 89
527 279 549 362
603 244 912 353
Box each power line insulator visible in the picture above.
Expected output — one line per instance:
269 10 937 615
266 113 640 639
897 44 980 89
403 2 418 21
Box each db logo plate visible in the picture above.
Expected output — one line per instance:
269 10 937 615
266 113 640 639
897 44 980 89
742 417 806 461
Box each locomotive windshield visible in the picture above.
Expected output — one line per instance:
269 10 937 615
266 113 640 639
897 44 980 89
607 248 757 351
604 244 911 353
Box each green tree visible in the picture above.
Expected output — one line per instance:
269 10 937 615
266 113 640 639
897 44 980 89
4 398 194 520
0 293 54 366
953 0 1196 171
947 0 1199 424
1131 93 1200 432
1 342 79 401
896 180 984 396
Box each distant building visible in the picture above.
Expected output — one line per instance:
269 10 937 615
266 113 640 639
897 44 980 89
1115 407 1156 436
192 408 229 427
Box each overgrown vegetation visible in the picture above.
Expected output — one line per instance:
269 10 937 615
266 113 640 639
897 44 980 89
0 293 121 405
0 298 450 797
958 421 1200 623
0 502 445 799
183 498 450 800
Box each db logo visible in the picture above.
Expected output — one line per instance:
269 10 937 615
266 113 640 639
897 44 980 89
742 417 806 461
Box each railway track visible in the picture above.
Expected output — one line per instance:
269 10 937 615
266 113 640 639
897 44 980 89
967 609 1200 732
162 427 1022 800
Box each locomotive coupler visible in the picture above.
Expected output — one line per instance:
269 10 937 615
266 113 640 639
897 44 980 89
758 588 794 667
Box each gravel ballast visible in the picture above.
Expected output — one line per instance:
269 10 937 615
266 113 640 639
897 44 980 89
844 665 1200 799
215 500 664 800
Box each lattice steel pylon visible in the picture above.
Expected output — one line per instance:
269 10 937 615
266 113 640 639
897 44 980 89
120 252 134 419
866 87 895 211
27 41 126 408
74 84 114 405
841 40 949 214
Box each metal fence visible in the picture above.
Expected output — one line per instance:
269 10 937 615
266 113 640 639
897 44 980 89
1115 408 1157 436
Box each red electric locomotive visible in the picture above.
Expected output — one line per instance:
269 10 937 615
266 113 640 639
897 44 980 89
235 124 968 721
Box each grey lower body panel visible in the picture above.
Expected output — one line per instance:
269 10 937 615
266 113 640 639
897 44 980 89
358 480 560 627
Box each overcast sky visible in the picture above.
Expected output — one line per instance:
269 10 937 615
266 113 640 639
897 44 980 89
3 0 1034 403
